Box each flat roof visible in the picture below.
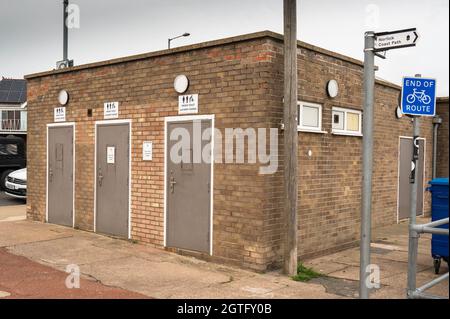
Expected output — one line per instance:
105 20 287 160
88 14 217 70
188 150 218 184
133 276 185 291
25 30 401 90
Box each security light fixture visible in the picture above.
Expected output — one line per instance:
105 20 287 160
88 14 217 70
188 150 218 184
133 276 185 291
395 106 403 119
58 90 69 105
174 75 190 94
326 80 339 98
168 33 191 49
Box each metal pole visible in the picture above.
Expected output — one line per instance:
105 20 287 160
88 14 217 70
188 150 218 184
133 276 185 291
415 272 449 293
359 31 375 299
407 74 421 297
283 0 298 276
168 39 171 49
432 123 438 179
63 0 69 61
432 116 442 179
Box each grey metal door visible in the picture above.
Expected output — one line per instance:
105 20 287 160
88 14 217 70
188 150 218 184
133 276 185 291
96 123 130 238
166 119 212 253
398 138 425 220
48 126 74 227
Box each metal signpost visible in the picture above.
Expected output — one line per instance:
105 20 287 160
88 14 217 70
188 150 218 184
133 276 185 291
401 76 448 299
360 28 419 299
374 28 419 52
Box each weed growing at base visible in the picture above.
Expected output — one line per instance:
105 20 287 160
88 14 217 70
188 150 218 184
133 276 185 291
292 263 323 282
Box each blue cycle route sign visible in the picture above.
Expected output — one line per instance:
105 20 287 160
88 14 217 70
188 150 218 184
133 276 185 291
401 77 437 116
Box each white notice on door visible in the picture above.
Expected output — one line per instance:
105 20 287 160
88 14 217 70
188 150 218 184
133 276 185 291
107 146 115 164
54 107 66 122
143 141 153 161
104 102 119 119
178 94 199 114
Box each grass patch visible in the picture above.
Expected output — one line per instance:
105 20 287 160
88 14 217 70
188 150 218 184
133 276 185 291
292 263 323 282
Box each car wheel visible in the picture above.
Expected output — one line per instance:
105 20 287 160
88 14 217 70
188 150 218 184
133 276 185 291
0 170 13 191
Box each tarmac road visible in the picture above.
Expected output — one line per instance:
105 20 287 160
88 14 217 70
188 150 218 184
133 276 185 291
0 191 25 207
0 248 148 299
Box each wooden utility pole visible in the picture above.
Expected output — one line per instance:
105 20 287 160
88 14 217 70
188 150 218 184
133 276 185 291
283 0 298 276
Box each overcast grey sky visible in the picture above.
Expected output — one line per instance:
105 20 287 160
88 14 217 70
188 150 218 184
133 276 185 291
0 0 448 95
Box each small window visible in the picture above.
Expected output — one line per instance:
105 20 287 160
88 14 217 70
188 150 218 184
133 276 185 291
332 110 345 130
332 107 362 136
298 102 323 132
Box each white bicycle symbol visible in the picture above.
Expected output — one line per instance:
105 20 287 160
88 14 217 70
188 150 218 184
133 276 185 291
406 88 432 105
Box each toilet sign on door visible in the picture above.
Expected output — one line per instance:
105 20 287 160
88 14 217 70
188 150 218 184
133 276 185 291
178 94 199 114
104 102 119 119
54 107 66 122
107 146 115 164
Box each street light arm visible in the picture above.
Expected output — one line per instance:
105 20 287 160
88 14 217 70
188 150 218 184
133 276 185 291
168 33 191 49
169 35 184 41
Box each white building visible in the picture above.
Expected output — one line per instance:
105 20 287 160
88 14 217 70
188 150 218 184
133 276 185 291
0 77 27 138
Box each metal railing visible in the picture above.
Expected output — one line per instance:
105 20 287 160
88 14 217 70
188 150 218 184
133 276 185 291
407 217 449 299
0 119 27 132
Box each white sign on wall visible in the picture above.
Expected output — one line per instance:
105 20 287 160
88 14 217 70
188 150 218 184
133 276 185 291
54 107 66 122
143 141 153 161
107 146 115 164
104 102 119 119
178 94 199 114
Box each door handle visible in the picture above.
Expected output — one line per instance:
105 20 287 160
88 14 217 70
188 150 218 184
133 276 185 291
98 169 104 187
49 167 53 182
170 177 177 194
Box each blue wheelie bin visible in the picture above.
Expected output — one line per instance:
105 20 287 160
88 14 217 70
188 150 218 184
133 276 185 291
427 178 449 274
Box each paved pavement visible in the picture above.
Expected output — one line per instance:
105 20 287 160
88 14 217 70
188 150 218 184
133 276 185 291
0 220 338 299
0 210 447 299
0 192 26 223
304 216 449 299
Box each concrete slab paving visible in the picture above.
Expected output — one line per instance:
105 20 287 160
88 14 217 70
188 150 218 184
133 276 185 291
0 220 74 247
8 236 134 269
0 203 26 223
305 216 449 299
1 215 448 299
0 220 339 299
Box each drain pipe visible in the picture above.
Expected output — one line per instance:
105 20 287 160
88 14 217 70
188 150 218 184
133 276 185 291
432 116 442 179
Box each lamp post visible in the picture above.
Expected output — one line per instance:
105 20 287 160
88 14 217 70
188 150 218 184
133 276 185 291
168 33 191 49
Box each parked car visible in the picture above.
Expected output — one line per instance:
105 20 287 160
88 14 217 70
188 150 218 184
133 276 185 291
5 168 27 199
0 136 26 190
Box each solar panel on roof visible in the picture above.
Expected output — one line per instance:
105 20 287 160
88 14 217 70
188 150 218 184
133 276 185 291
0 79 27 103
0 92 8 101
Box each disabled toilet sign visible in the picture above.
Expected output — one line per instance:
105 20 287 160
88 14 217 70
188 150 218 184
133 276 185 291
401 77 436 116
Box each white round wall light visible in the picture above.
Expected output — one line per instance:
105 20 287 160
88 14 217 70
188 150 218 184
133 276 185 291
327 79 339 98
174 75 190 94
395 106 403 119
58 90 69 105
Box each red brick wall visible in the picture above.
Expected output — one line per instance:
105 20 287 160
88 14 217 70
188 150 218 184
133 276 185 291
265 38 434 262
26 32 436 271
26 37 283 272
